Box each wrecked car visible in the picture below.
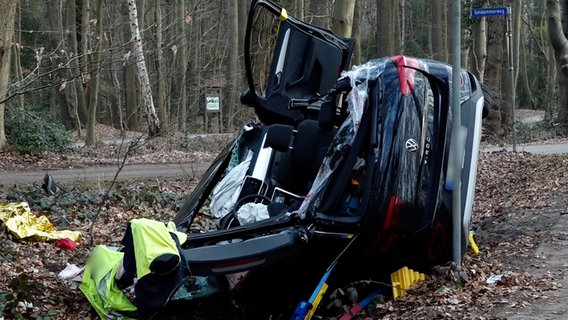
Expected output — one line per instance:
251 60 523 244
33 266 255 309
166 0 490 318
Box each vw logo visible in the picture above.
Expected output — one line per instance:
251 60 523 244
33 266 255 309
405 139 419 153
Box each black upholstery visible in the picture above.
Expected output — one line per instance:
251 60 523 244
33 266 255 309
292 120 334 174
265 124 294 152
269 119 335 195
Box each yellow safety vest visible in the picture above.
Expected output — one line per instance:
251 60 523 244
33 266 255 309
79 245 137 319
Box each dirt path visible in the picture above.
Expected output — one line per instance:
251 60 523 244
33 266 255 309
1 162 211 186
3 143 566 187
492 201 568 319
483 143 568 154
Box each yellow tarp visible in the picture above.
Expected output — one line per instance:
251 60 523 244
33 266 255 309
0 202 81 242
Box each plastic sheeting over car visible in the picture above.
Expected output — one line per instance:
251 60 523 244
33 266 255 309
296 59 385 218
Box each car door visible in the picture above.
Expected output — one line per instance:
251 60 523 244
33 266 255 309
243 0 354 125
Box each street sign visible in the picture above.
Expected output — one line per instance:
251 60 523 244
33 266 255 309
470 5 517 151
206 96 220 111
470 7 509 18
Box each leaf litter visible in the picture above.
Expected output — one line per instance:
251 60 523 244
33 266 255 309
1 135 568 319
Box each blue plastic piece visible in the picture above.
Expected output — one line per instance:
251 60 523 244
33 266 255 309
290 301 311 319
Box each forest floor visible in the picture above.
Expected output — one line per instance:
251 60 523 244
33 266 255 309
1 122 568 319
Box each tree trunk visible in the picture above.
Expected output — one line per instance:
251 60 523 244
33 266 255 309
500 18 511 133
351 0 361 65
238 0 248 55
66 0 85 135
376 0 395 57
127 0 160 136
226 0 239 131
109 69 124 130
443 0 450 62
521 33 536 108
546 34 557 117
12 3 24 110
562 0 568 34
399 0 405 51
308 0 329 28
86 0 104 146
470 0 487 82
47 0 74 129
125 64 140 130
484 13 506 136
295 0 304 20
78 0 90 123
238 0 248 102
46 1 60 115
176 0 188 132
185 0 201 129
107 7 124 131
548 0 568 125
431 0 445 60
155 0 167 131
124 3 140 132
512 0 522 90
331 0 356 38
425 2 432 57
0 0 17 149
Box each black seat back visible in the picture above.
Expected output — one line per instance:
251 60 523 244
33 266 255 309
269 120 335 195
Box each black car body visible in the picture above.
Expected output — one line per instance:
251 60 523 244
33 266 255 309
172 0 486 317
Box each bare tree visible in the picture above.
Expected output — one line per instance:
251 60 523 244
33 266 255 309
470 0 487 82
0 0 17 149
332 0 356 37
12 3 24 110
352 0 362 65
66 0 86 135
46 1 66 118
0 0 559 144
512 0 522 88
308 0 330 28
124 2 140 132
547 0 568 125
86 0 105 146
226 0 239 131
482 9 508 136
520 30 536 108
78 0 90 124
295 0 305 20
376 0 395 57
175 0 188 132
127 0 160 136
431 0 446 60
155 0 167 130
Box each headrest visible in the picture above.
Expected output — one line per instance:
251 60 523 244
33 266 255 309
265 124 294 152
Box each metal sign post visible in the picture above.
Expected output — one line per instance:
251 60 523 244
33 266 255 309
450 0 463 272
507 9 517 152
471 6 516 152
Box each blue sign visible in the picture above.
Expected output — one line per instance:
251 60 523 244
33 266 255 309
471 7 510 18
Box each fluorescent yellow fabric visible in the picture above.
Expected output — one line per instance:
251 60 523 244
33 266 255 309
167 221 187 244
0 202 81 242
80 245 137 319
130 218 180 278
280 8 288 21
